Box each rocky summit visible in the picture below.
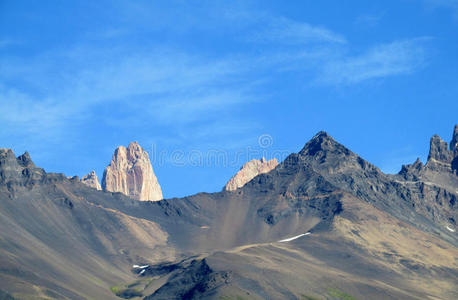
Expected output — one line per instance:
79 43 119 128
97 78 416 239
0 149 57 186
81 170 102 190
225 157 278 191
102 142 163 201
401 126 458 177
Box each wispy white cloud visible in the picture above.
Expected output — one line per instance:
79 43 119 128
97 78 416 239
146 90 255 125
252 16 347 45
0 86 73 136
317 38 430 85
0 35 431 147
0 45 258 147
0 2 432 151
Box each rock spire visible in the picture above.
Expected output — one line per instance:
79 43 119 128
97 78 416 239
102 142 163 201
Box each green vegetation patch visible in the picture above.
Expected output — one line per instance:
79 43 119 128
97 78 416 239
110 285 142 299
110 278 155 299
110 285 122 294
327 288 356 300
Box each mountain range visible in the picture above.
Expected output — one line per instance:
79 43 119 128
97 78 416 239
0 126 456 299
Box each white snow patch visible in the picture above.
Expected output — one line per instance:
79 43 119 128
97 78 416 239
446 225 455 232
133 264 149 269
278 232 311 243
139 269 145 275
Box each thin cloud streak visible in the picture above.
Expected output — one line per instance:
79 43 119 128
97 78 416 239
0 47 256 143
317 38 430 85
0 36 431 144
252 16 347 45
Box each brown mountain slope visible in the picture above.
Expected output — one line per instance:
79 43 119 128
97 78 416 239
0 127 456 299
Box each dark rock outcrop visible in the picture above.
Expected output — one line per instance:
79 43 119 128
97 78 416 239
398 126 458 177
0 149 47 186
450 125 458 153
426 135 453 173
144 259 231 300
399 158 423 181
451 125 458 175
428 134 452 163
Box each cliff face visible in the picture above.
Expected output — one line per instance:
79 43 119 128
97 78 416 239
225 157 278 191
80 170 101 190
102 142 163 201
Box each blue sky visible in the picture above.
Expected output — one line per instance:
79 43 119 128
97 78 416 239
1 0 457 198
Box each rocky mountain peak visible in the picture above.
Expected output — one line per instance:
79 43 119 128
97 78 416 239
299 131 351 158
0 149 46 185
309 131 334 145
399 157 424 180
428 134 451 163
404 157 423 170
102 142 163 201
225 157 279 191
451 125 458 174
81 170 102 190
17 151 35 168
451 125 458 153
423 126 458 175
412 157 422 166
